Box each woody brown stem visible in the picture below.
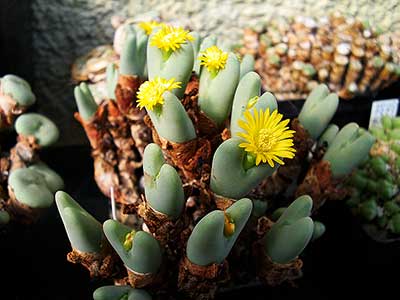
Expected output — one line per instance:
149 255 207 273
67 243 119 279
178 256 230 300
295 159 348 211
253 217 303 286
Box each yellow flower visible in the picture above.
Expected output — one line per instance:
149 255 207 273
237 108 296 167
199 45 229 74
136 77 181 111
138 20 162 35
150 24 193 52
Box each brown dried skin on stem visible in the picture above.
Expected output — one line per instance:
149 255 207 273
249 118 313 200
253 217 303 287
178 256 230 300
75 74 152 205
212 192 235 211
9 135 40 171
67 245 119 279
295 159 348 211
137 197 189 249
0 93 27 129
126 267 158 288
144 75 224 185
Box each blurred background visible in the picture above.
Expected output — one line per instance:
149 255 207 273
1 0 399 146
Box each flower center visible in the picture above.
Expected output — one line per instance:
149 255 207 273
257 128 275 151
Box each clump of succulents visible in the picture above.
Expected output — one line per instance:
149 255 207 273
347 115 400 240
0 75 63 225
239 13 400 101
67 16 376 298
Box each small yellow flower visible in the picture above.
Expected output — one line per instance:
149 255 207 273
136 77 181 111
138 20 162 35
237 108 296 167
150 24 193 52
199 45 229 74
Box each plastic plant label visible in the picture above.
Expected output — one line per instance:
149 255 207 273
369 99 399 129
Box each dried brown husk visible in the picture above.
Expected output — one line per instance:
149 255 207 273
178 256 230 300
295 159 348 211
144 76 219 186
253 216 303 286
75 74 151 206
67 245 120 278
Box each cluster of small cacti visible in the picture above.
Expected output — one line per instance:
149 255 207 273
0 75 63 225
63 15 378 299
347 116 400 239
239 13 400 101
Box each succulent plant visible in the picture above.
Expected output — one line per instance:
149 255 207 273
103 219 162 274
265 195 314 264
186 198 252 266
198 46 240 125
0 74 36 107
347 116 400 238
240 14 400 101
143 143 184 218
15 113 59 147
74 82 98 121
56 191 105 253
93 286 152 300
323 123 376 178
298 84 339 139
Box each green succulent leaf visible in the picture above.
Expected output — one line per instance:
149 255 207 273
9 168 55 209
186 198 253 266
28 162 64 193
146 91 196 143
323 123 375 178
298 84 339 140
106 63 119 100
56 191 104 253
318 124 339 148
239 54 255 79
210 138 277 199
74 82 98 121
0 74 36 107
93 286 152 300
198 53 240 125
312 221 326 241
103 220 162 274
265 195 314 264
15 113 59 147
143 143 184 218
147 31 194 98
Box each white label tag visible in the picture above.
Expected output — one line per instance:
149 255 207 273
369 99 399 129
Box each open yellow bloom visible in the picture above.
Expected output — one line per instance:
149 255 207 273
136 77 181 111
199 45 229 74
150 24 193 52
237 108 296 167
138 20 162 35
